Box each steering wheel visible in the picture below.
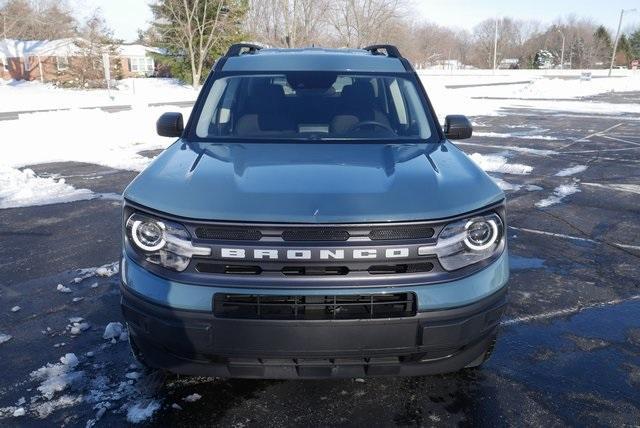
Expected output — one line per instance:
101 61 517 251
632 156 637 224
347 120 394 133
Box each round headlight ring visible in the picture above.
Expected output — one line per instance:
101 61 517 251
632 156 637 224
131 219 166 252
463 218 498 251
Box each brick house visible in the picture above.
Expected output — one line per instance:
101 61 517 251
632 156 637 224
0 38 167 82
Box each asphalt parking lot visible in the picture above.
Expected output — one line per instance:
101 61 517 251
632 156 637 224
0 91 639 426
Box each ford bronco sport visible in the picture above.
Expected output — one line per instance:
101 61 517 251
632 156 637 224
120 44 509 378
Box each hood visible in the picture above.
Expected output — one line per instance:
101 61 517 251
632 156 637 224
124 140 504 223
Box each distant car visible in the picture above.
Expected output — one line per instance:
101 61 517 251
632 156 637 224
120 44 509 378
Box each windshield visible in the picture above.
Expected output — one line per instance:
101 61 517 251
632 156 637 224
194 72 435 141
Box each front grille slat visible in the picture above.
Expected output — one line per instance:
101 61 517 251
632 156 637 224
282 229 349 241
214 293 417 320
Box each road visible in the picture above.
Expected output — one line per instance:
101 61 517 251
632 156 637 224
0 92 639 426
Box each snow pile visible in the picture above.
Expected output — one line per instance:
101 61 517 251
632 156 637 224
68 321 90 335
126 400 161 424
0 78 197 113
418 72 640 120
11 306 21 312
469 153 532 175
56 284 72 293
0 105 190 209
0 333 12 344
474 131 560 141
536 183 581 208
0 106 189 171
29 353 84 399
103 322 124 340
73 261 119 283
0 165 95 209
555 165 588 177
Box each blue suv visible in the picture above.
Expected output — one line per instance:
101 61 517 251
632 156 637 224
120 44 509 378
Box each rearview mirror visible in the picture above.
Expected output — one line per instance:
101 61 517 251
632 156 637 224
444 115 472 140
157 112 184 137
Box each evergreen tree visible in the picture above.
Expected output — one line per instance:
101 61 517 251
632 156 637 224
630 28 640 59
150 0 248 87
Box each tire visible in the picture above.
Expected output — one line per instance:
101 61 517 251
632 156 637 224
464 333 497 369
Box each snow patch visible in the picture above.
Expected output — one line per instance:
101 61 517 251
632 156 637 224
536 183 581 207
555 165 588 177
11 305 21 312
56 284 72 293
30 353 83 399
474 131 560 141
183 393 202 402
0 165 95 209
490 176 521 192
74 262 119 283
103 322 123 340
469 153 532 175
0 333 13 344
126 400 161 424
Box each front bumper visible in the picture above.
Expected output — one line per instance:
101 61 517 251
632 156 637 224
121 254 508 378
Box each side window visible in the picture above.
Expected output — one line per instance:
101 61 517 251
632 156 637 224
56 56 69 71
389 79 408 125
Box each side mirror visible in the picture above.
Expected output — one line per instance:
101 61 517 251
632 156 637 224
157 112 184 137
444 115 473 140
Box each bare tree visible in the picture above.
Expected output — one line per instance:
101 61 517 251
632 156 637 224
0 0 76 40
245 0 327 47
326 0 406 48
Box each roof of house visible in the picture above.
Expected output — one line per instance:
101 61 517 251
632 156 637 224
0 38 82 58
118 44 163 57
0 39 162 59
222 48 407 72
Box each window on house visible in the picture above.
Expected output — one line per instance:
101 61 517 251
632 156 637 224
129 56 154 73
56 56 69 71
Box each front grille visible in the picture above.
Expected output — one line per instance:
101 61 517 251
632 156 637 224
214 293 417 320
196 262 434 276
195 227 262 241
192 223 438 242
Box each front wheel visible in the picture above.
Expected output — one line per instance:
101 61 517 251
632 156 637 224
464 333 497 369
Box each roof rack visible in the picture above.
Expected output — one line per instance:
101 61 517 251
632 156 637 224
363 44 402 58
225 43 263 57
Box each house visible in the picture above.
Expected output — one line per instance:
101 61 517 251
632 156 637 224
0 38 81 81
0 38 167 82
118 44 168 77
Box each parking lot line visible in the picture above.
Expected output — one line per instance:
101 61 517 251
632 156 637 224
559 122 624 150
500 295 640 326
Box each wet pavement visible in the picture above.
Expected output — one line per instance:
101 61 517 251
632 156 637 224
0 92 639 426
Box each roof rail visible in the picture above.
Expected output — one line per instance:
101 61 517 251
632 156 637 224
225 43 263 57
363 44 402 58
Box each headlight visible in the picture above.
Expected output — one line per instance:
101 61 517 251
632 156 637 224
419 213 504 271
125 213 211 271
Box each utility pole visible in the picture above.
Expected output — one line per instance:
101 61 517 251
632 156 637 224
493 17 499 71
609 8 637 76
557 29 565 70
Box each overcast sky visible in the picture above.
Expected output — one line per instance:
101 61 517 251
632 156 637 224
74 0 640 43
